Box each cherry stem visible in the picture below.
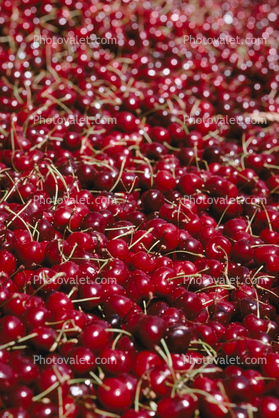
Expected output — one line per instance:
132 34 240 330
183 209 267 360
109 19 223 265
105 328 133 337
32 381 60 402
89 371 105 387
134 378 143 413
0 332 38 350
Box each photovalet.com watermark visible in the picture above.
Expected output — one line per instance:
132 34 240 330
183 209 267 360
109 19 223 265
32 274 117 286
33 355 117 365
32 195 118 207
184 114 268 126
33 115 117 126
182 275 267 287
183 195 268 206
182 354 267 366
183 35 267 47
33 34 118 47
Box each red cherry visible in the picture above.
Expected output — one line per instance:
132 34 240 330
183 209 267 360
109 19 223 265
157 394 198 418
258 397 279 418
98 377 133 414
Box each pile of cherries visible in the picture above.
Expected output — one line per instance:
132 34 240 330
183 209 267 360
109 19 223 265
0 0 279 416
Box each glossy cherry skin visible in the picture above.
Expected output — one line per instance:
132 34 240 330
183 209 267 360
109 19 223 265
45 292 74 312
79 323 109 354
98 377 133 414
174 291 202 320
0 363 19 391
133 351 163 378
100 348 132 375
205 236 232 260
22 307 51 331
261 353 279 378
223 375 252 402
157 394 198 418
0 250 17 275
17 242 45 268
135 315 167 349
29 403 58 417
67 346 96 375
200 391 229 417
257 397 279 418
9 353 39 385
142 189 165 212
31 326 58 351
243 370 265 396
165 324 191 353
77 282 104 310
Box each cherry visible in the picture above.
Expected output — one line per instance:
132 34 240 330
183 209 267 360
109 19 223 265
243 370 265 395
100 348 132 375
77 282 104 310
126 271 155 303
130 251 156 273
37 218 56 241
243 314 267 335
17 242 45 268
209 301 236 325
98 377 133 414
165 324 191 353
67 346 96 375
79 323 109 354
178 173 203 195
0 315 25 344
261 353 279 378
150 126 171 144
231 239 254 264
104 295 140 320
31 268 61 292
194 324 218 347
29 403 58 417
31 326 58 351
257 397 279 418
260 229 279 244
122 95 141 112
142 189 165 212
200 391 229 417
192 376 217 392
195 258 223 278
117 112 138 133
225 407 249 418
224 323 249 341
178 237 203 262
223 375 252 402
133 351 163 378
174 291 202 320
135 315 167 349
103 258 130 285
147 300 169 316
156 223 180 251
154 170 176 194
9 354 39 385
0 407 30 418
0 250 16 275
107 238 129 262
203 146 223 163
45 292 74 312
205 236 232 260
169 122 187 144
157 394 198 418
0 363 18 391
81 212 107 233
